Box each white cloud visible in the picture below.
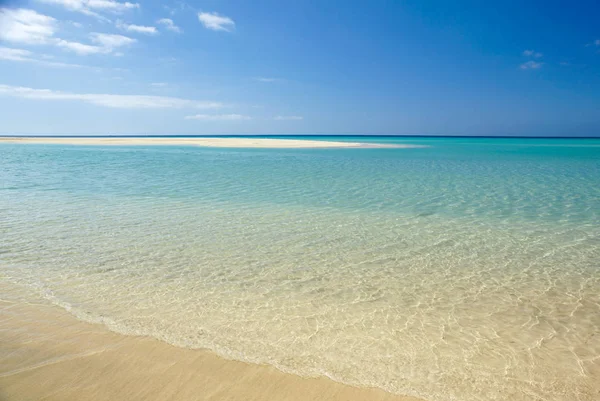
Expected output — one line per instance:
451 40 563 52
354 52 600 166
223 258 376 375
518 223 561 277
55 39 105 54
0 46 91 68
274 115 303 121
0 47 33 61
91 32 136 49
198 12 235 32
117 20 158 35
164 5 176 16
0 9 134 56
254 77 285 83
595 39 600 46
86 0 138 12
520 60 543 70
523 50 542 58
0 8 57 44
37 0 139 19
53 33 135 55
0 84 224 109
185 114 250 121
164 2 187 16
157 18 182 33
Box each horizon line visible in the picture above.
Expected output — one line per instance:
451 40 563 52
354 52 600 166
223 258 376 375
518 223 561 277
1 134 599 139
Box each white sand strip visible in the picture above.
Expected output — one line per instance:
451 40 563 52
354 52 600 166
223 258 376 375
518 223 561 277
0 137 421 149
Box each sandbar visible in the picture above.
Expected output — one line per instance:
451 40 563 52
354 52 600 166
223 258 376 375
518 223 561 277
0 136 417 149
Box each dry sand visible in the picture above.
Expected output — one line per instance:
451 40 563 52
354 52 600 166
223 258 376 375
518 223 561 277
0 299 423 401
0 136 413 149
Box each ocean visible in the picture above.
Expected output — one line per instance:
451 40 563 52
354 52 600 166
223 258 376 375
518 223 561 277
1 136 599 401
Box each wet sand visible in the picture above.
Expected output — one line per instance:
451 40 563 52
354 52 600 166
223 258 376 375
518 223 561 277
0 299 424 401
0 136 412 149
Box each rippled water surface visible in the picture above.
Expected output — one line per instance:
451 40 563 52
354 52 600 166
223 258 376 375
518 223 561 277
1 137 599 401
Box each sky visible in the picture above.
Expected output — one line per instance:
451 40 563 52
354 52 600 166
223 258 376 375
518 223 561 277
0 0 599 136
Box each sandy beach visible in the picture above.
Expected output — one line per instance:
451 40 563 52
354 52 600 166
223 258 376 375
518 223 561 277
0 297 423 401
0 136 411 149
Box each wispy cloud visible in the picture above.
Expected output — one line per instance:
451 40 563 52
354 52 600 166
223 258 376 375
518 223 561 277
157 18 182 33
164 1 187 16
0 47 32 61
0 8 57 44
520 60 543 70
274 115 303 120
254 77 285 83
85 0 138 12
198 12 235 32
0 46 81 68
523 50 543 58
0 9 135 55
55 39 105 55
55 33 135 55
90 32 135 50
185 114 250 120
0 84 224 109
151 82 168 87
37 0 139 20
0 46 108 69
116 20 158 35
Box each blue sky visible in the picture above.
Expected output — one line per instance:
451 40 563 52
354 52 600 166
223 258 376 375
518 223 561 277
1 0 599 136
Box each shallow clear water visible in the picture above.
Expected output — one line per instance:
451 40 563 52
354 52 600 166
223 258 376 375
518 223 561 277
1 137 599 401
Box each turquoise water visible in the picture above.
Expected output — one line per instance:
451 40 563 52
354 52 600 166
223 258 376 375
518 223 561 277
1 137 599 401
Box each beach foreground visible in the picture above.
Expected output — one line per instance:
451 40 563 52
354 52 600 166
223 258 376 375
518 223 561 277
0 297 422 401
0 136 412 148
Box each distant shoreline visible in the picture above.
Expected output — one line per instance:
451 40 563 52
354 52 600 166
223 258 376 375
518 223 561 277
0 136 419 149
1 135 598 139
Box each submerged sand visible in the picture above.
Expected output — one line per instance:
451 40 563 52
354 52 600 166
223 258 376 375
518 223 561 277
0 136 415 149
0 298 423 401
